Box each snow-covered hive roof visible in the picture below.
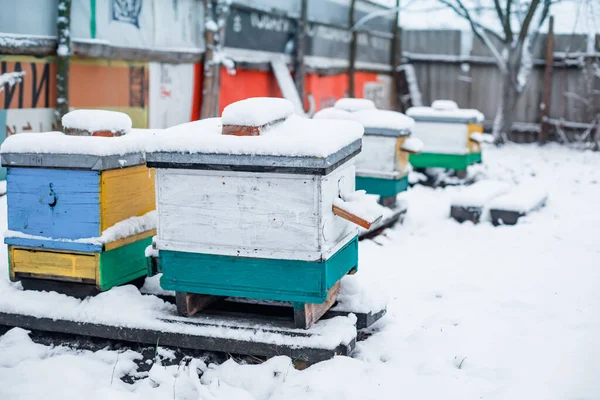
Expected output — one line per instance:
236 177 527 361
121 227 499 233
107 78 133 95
145 98 364 174
334 98 376 112
314 106 414 137
62 109 133 136
406 100 484 124
0 128 153 170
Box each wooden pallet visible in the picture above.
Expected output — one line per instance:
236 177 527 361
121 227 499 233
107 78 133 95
0 287 386 367
0 310 354 367
176 281 341 329
147 289 386 331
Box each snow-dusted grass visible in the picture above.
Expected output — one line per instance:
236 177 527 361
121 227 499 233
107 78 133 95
1 143 600 399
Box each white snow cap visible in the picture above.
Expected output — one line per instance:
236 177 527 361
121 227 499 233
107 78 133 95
221 97 294 127
432 100 459 111
0 130 154 156
334 98 376 112
62 109 133 134
145 114 363 158
406 100 485 122
352 109 415 131
313 107 356 121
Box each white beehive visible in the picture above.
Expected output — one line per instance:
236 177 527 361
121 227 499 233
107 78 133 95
406 100 485 155
146 98 382 262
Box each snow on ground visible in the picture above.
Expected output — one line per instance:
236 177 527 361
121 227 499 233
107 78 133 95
1 143 600 399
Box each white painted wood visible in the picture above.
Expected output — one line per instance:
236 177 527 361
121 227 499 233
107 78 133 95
319 162 358 255
355 135 397 174
155 166 357 261
411 122 469 155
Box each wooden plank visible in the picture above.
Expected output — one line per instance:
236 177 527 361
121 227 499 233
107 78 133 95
98 236 152 290
7 168 101 239
333 205 376 229
176 292 221 317
104 229 156 251
467 123 483 154
19 278 100 298
0 312 354 366
395 137 411 169
294 281 341 329
100 165 155 231
10 247 98 283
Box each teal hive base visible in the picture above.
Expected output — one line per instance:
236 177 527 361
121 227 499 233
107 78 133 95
410 152 482 171
356 175 409 198
159 236 359 304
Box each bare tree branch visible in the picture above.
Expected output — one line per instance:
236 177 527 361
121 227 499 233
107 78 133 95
529 0 552 48
493 0 511 41
438 0 508 72
517 0 542 44
505 0 514 43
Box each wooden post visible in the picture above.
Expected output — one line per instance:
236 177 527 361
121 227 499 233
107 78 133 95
348 0 357 98
201 0 217 119
294 0 308 109
391 0 402 111
539 16 554 144
56 0 72 128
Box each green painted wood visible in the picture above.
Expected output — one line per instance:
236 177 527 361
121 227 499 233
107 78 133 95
410 152 482 170
160 237 359 304
326 237 358 289
98 237 152 290
355 175 408 197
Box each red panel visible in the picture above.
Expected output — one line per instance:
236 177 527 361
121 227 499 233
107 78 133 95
219 68 282 114
190 63 203 121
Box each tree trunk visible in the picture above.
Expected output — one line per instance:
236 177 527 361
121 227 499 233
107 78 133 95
493 51 521 145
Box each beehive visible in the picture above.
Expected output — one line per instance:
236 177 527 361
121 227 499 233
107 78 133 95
146 98 382 326
406 100 485 171
1 110 156 295
314 99 421 203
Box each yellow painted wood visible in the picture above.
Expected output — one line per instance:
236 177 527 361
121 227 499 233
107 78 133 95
467 123 483 153
104 228 157 251
100 165 156 231
395 137 410 172
10 247 99 283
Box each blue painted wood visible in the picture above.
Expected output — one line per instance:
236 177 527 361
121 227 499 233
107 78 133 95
0 111 7 181
159 237 359 304
7 168 100 240
4 237 102 253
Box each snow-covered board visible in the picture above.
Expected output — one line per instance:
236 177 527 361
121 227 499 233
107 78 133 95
450 180 512 223
489 186 548 226
0 300 357 367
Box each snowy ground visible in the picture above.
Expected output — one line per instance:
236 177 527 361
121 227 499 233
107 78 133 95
1 143 600 399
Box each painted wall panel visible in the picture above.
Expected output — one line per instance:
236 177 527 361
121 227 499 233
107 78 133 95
7 168 101 239
0 0 57 36
148 62 195 128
